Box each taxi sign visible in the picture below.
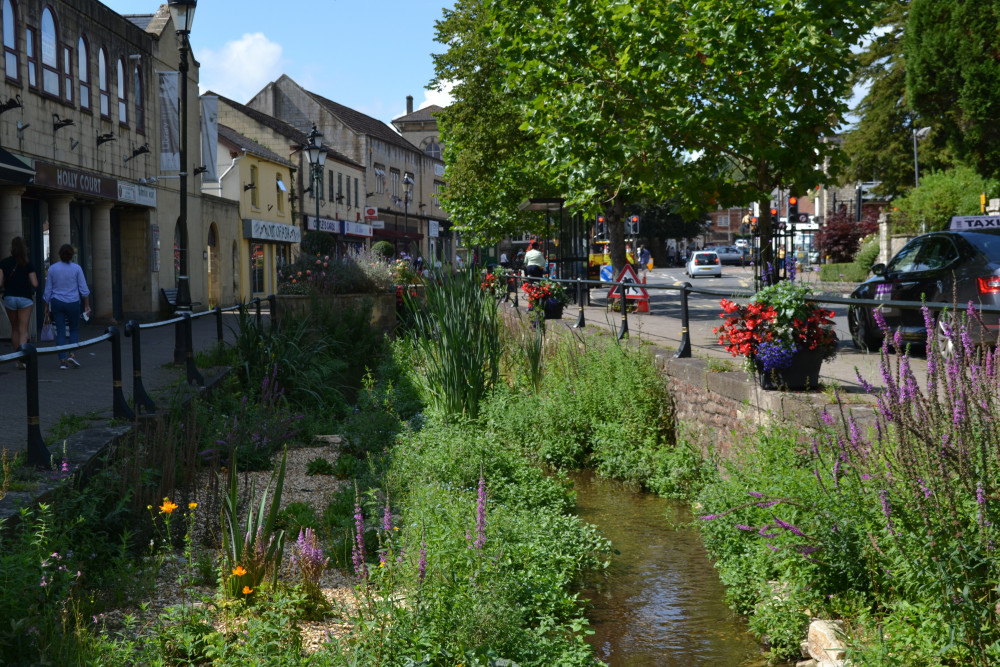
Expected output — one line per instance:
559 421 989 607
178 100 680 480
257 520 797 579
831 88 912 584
949 215 1000 231
607 264 649 300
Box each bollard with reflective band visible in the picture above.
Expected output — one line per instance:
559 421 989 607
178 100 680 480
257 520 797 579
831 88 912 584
21 344 53 468
125 320 157 414
108 326 136 421
574 278 586 328
183 313 205 387
674 282 692 358
617 286 629 340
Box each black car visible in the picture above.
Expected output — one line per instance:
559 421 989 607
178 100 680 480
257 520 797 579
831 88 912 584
847 229 1000 351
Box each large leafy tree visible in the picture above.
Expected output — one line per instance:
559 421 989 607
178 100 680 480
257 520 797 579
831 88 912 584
905 0 1000 182
843 1 951 198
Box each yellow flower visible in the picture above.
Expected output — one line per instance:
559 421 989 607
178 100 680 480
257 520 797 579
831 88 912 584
159 499 178 514
232 566 247 577
393 526 399 531
379 561 385 568
188 502 197 510
242 586 253 595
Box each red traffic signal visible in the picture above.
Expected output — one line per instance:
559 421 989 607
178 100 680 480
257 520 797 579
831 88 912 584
788 196 798 206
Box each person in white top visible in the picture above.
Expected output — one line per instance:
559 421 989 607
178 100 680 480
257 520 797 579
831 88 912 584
500 251 510 268
523 241 546 281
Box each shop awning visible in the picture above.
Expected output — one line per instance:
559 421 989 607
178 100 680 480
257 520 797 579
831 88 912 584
0 148 34 185
372 228 424 241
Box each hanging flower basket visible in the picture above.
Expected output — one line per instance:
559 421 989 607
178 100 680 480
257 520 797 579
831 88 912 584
755 347 825 390
543 297 564 320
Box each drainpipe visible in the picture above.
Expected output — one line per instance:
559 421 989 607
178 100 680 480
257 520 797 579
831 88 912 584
213 149 247 197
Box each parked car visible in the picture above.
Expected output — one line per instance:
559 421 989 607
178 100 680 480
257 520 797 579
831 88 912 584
709 246 746 265
686 250 722 278
847 229 1000 351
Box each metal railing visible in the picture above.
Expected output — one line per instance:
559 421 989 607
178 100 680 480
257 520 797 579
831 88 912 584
498 272 1000 355
0 295 275 468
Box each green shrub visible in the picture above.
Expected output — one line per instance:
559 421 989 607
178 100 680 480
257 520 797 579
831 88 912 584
300 230 337 257
853 234 879 270
305 457 335 476
818 262 870 283
371 240 394 260
277 501 320 537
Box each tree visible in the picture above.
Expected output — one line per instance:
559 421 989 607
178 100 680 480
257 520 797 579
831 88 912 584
814 208 879 263
905 0 1000 182
842 1 953 198
888 166 999 234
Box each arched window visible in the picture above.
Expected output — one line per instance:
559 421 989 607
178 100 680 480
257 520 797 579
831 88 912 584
77 36 89 110
422 139 441 160
98 47 109 117
116 58 126 124
62 43 71 102
3 0 18 81
40 7 59 96
133 66 144 132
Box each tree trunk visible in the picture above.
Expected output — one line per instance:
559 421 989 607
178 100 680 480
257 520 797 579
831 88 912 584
608 194 627 278
758 196 775 286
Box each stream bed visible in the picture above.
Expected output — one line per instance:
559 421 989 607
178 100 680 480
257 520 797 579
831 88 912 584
571 470 767 666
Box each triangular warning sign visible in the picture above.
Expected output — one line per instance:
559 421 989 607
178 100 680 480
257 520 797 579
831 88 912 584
607 264 649 300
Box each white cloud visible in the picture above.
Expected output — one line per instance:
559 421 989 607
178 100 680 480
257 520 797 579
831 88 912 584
421 80 454 109
196 33 284 101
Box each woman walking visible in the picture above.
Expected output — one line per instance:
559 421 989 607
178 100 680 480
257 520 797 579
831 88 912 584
43 244 91 369
0 237 39 369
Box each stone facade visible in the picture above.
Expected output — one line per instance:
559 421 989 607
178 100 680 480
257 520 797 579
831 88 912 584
0 1 238 336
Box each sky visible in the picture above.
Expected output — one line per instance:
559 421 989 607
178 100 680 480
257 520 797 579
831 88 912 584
99 0 457 126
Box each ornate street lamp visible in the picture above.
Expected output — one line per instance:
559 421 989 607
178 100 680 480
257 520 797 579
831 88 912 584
303 124 328 250
168 0 196 364
402 173 413 256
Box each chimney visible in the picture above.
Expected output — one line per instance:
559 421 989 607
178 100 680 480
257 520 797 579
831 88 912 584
406 95 413 114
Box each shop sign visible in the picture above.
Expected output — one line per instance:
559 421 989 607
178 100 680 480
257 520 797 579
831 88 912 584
117 182 156 207
305 215 340 234
364 206 378 219
428 220 439 238
34 162 118 199
371 220 385 229
243 219 301 243
343 221 372 237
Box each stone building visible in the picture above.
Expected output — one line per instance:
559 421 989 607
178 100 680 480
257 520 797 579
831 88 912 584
246 76 450 264
0 1 235 337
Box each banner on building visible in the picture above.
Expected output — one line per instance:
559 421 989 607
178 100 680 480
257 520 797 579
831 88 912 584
158 71 180 171
199 95 219 182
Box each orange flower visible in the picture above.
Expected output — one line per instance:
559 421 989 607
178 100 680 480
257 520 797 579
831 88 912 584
188 502 197 510
159 499 178 514
242 586 253 595
232 566 247 577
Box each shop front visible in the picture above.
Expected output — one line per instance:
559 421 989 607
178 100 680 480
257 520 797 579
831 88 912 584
241 218 301 299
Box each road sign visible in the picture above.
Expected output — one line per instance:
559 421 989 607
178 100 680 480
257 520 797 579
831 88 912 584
600 265 614 282
607 264 649 300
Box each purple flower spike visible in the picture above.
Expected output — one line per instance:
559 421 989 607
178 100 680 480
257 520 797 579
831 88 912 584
418 541 427 583
352 498 367 579
383 497 392 534
774 517 807 537
474 474 487 550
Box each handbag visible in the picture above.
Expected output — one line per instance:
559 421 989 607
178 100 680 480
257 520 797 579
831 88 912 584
40 320 55 342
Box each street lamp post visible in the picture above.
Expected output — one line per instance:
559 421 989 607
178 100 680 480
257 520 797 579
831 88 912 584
303 124 328 250
168 0 196 364
402 174 413 256
912 126 931 189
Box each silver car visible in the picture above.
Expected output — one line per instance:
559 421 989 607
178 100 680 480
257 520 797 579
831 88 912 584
686 251 722 278
711 246 745 265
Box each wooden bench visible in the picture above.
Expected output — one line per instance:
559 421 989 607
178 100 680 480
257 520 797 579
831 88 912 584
160 288 202 309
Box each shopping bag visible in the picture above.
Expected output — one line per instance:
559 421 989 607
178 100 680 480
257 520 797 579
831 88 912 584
40 321 55 342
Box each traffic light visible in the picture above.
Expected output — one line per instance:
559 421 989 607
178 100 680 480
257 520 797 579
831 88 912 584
750 216 758 233
626 214 640 235
787 196 798 225
770 207 778 226
596 215 606 236
982 192 988 214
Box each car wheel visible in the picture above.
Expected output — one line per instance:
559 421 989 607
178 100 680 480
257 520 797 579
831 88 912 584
848 305 880 352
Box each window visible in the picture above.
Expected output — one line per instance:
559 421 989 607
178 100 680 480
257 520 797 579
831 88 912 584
77 36 89 110
40 7 58 95
276 174 286 213
25 26 36 87
389 169 400 198
354 178 359 208
133 66 143 132
327 169 333 201
373 164 385 194
423 138 441 159
337 172 343 203
98 47 109 117
346 175 351 207
62 45 71 102
3 0 18 80
434 181 444 208
116 58 126 123
249 165 258 208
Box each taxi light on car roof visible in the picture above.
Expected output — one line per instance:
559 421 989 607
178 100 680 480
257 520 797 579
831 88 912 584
978 276 1000 294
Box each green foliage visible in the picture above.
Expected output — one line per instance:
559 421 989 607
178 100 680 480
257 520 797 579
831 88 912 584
277 245 395 296
300 230 336 257
370 240 394 260
814 207 880 264
276 501 319 538
819 263 871 284
405 269 503 418
889 166 999 234
854 235 880 271
304 456 335 476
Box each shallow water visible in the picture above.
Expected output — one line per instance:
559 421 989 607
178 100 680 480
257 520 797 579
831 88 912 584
572 470 766 666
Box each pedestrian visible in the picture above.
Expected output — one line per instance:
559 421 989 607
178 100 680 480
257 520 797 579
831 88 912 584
666 246 676 267
515 248 526 274
0 236 39 369
639 244 651 274
43 243 91 369
523 241 546 282
499 250 510 269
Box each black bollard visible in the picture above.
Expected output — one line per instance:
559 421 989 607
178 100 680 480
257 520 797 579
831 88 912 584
617 285 629 340
107 326 136 421
574 278 585 329
254 298 262 328
267 294 276 331
674 282 692 358
214 306 223 343
182 313 205 387
21 344 52 468
125 320 157 413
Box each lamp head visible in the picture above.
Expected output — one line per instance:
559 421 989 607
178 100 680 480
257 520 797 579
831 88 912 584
168 0 197 34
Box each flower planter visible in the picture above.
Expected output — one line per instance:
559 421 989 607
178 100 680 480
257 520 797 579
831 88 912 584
755 348 824 391
543 298 564 320
273 292 397 333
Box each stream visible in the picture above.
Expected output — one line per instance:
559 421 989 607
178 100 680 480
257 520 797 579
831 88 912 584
571 470 767 666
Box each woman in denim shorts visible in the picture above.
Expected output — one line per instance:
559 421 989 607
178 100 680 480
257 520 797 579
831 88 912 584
0 237 39 369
